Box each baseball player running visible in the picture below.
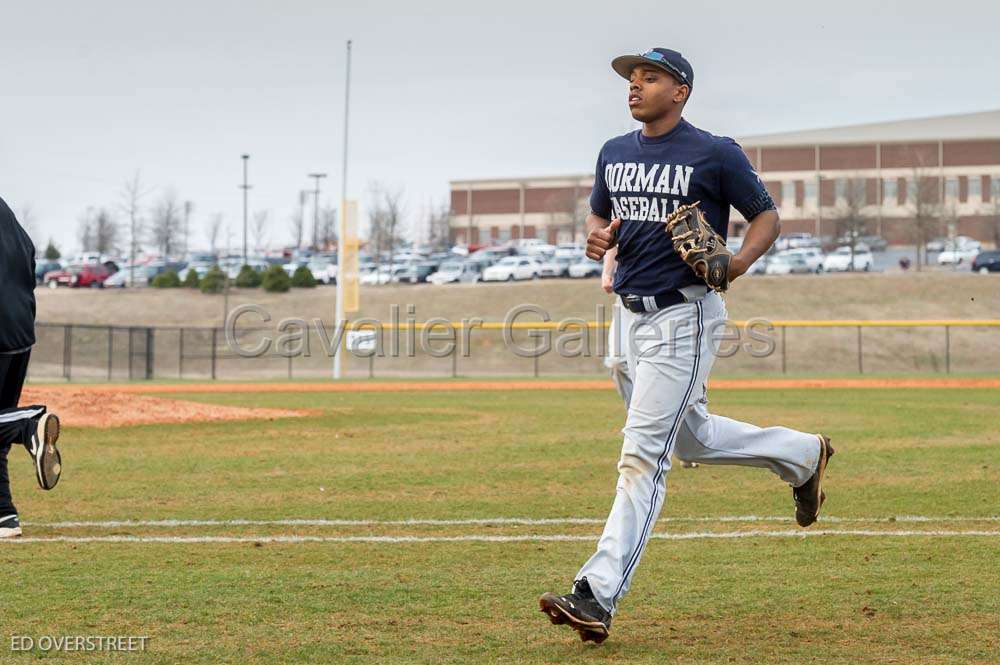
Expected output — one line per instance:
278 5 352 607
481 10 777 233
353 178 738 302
540 48 834 643
0 196 64 539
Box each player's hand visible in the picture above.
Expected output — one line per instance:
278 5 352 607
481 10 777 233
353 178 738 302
586 218 621 261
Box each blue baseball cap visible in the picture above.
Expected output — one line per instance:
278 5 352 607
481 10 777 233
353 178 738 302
611 48 694 88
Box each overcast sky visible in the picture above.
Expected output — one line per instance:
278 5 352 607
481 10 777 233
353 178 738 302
2 0 997 255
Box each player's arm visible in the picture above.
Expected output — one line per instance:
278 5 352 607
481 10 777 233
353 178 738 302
601 245 618 293
718 139 780 281
586 150 620 261
730 209 779 279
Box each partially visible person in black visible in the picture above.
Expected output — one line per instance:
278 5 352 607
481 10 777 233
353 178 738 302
0 195 63 539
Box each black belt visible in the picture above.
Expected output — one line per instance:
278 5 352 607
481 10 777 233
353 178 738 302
620 290 686 313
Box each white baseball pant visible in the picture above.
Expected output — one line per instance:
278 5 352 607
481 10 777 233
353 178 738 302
579 291 822 614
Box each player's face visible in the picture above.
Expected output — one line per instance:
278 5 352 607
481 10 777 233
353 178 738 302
627 65 688 122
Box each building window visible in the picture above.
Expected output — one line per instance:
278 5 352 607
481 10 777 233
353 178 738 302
497 227 511 243
781 181 794 206
905 178 916 204
834 178 846 201
969 176 981 199
804 181 817 205
882 178 897 205
945 177 958 201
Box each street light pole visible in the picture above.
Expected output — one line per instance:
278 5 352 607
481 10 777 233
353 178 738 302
240 154 251 264
308 173 328 250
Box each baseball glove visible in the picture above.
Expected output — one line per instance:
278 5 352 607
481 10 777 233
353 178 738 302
664 201 732 292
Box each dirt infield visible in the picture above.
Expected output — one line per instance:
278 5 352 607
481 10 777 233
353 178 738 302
21 387 304 428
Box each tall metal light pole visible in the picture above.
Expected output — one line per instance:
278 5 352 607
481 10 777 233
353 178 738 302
334 39 352 380
240 154 251 264
308 173 327 250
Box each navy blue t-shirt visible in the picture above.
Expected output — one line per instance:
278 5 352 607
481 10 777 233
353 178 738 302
590 118 775 296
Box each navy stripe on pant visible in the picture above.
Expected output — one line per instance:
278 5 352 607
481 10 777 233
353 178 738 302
0 351 40 517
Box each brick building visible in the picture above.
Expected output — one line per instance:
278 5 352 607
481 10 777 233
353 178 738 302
449 110 1000 247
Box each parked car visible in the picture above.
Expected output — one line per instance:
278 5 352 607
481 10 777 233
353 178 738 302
777 248 825 273
34 260 63 284
822 245 873 272
765 254 813 275
482 256 540 281
427 261 482 284
395 262 439 284
538 256 574 278
859 235 888 252
927 235 979 254
306 259 337 284
45 263 112 288
937 244 980 266
554 243 585 259
568 258 602 278
972 251 1000 274
777 232 821 251
360 266 393 285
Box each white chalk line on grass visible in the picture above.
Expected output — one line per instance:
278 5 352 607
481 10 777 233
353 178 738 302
23 515 1000 529
2 530 999 544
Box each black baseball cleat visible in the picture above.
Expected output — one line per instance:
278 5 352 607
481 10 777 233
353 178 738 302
27 413 62 491
539 577 612 644
0 515 22 539
793 434 835 527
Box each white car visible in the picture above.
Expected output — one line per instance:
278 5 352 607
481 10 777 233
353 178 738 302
568 258 602 278
304 259 336 284
777 232 821 251
822 246 873 272
538 256 574 278
765 254 812 275
937 246 980 266
779 248 825 273
360 267 393 285
554 243 585 259
482 256 540 281
427 261 481 284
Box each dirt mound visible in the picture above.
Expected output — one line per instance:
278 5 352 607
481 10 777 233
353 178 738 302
20 387 303 429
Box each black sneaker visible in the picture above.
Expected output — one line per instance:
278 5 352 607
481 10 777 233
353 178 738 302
793 435 834 527
539 577 612 644
0 515 21 539
27 413 62 490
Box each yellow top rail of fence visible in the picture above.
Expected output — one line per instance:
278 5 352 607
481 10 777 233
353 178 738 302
343 319 1000 331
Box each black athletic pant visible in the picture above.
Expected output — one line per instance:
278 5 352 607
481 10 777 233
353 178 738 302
0 351 45 517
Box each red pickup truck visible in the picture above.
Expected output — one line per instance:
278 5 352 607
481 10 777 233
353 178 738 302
44 263 112 289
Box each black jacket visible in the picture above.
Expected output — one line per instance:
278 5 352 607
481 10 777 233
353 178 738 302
0 196 36 353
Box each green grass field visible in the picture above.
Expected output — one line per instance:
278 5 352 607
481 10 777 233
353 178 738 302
2 386 998 663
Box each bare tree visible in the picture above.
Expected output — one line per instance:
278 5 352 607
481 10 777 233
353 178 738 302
17 204 40 247
150 191 183 257
77 208 96 253
368 183 405 270
426 201 452 251
908 169 943 272
317 205 337 250
120 172 150 283
831 176 870 267
289 191 307 250
206 213 223 256
990 179 1000 248
251 210 270 252
93 208 120 254
182 200 194 256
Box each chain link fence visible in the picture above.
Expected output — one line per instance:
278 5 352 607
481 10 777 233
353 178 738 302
24 320 1000 382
